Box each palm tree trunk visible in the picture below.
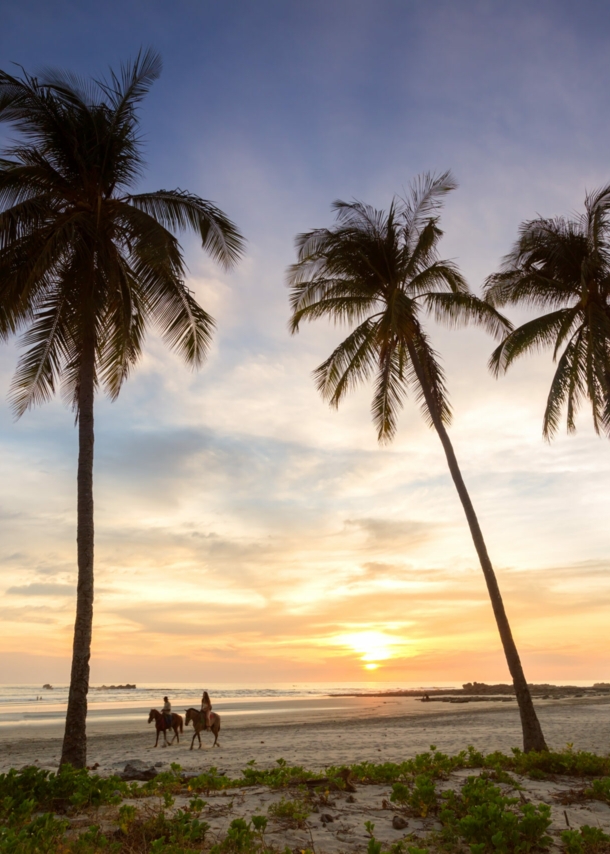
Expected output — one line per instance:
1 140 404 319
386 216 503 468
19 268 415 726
60 337 95 768
408 345 547 752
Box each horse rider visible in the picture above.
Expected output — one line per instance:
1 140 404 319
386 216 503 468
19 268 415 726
162 695 172 728
201 690 212 730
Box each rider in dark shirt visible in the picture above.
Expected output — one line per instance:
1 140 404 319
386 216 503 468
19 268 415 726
201 690 212 729
162 696 172 728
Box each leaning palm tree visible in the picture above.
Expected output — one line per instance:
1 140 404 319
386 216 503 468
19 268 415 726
288 172 547 752
0 51 244 768
484 184 610 439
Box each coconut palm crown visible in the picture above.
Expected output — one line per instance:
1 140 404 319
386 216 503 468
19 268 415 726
0 51 244 768
484 184 610 439
288 172 548 752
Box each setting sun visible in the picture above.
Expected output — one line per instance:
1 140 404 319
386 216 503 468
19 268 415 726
331 630 411 667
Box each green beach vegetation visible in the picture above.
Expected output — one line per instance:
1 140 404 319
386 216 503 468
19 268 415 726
286 173 547 753
0 53 244 769
1 747 610 853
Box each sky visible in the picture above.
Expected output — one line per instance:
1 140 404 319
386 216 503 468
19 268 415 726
0 0 609 685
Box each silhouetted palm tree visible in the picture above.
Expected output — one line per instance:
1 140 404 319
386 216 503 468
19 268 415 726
0 51 244 768
485 184 610 438
287 172 547 752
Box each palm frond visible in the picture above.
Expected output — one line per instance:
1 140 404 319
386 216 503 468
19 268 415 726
484 269 579 310
489 310 578 377
127 190 244 269
402 219 443 281
150 276 215 367
408 261 469 297
371 340 408 442
9 287 69 416
98 48 162 115
400 170 457 250
313 317 379 407
408 328 452 428
541 330 584 438
424 292 512 339
97 262 147 399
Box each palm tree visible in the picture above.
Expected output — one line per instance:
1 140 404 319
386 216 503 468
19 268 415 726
484 184 610 439
0 51 244 768
287 172 548 752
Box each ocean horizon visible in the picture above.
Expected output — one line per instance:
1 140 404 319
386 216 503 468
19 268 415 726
0 679 603 733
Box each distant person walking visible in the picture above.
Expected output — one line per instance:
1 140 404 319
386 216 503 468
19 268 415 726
162 696 172 728
201 690 212 730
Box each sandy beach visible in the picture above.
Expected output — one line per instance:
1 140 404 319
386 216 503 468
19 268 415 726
3 695 610 852
3 693 609 776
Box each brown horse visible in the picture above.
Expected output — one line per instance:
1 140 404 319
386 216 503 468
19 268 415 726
148 708 183 747
185 707 221 748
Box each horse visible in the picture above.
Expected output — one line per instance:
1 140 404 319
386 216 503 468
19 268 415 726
185 707 221 748
148 708 183 747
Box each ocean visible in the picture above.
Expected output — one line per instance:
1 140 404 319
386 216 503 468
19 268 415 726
0 680 600 737
0 681 462 732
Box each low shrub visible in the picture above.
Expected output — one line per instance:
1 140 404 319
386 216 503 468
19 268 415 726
267 795 310 827
209 816 275 854
0 764 127 813
584 777 610 804
390 775 438 817
561 825 610 854
440 775 552 854
238 758 317 789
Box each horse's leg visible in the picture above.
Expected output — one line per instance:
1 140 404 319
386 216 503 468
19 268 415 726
197 729 202 749
213 722 219 747
190 730 196 750
154 727 160 747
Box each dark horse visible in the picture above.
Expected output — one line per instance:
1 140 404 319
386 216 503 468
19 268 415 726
148 708 183 747
185 707 221 748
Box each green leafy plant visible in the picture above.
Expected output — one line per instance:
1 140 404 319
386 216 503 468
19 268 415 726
117 804 137 834
238 760 317 789
390 775 438 817
364 824 429 854
209 817 271 854
268 795 311 827
585 777 610 804
0 765 127 813
0 812 69 854
561 825 610 854
410 775 438 817
184 767 231 794
440 775 551 854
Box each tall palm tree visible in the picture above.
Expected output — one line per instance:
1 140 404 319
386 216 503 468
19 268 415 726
287 172 547 752
0 51 244 768
484 184 610 439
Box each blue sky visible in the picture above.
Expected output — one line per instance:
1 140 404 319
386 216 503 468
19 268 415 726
1 0 609 684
